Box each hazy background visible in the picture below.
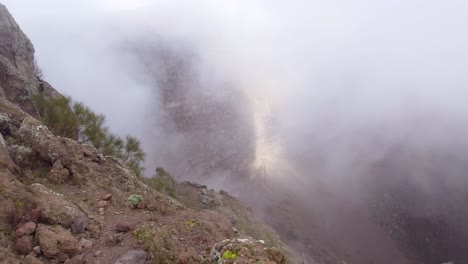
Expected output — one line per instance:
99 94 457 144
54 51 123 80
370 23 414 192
5 0 468 175
4 1 468 263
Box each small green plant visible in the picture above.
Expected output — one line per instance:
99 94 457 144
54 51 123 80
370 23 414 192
13 199 24 210
222 250 237 260
33 93 145 176
145 167 177 198
127 194 143 206
185 220 198 230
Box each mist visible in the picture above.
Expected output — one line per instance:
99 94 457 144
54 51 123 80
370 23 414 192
5 0 468 263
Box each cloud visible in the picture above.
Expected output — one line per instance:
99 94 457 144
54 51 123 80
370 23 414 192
6 0 468 207
5 1 468 261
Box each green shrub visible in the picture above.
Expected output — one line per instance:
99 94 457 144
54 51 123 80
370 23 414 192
145 167 177 198
127 194 143 206
33 93 145 176
222 250 237 260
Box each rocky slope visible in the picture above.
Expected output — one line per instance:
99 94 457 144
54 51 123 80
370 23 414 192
0 4 288 264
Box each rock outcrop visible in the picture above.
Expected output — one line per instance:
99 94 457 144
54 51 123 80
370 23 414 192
0 3 59 115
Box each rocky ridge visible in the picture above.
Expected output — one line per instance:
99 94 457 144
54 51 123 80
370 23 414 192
0 4 288 264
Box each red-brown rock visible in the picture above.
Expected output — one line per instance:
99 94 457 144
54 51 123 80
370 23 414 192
97 201 108 208
30 209 41 223
101 193 112 201
116 222 132 233
15 221 37 237
16 235 33 255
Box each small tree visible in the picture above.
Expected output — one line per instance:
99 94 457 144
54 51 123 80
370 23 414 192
100 134 124 158
123 136 145 162
122 136 145 176
73 102 107 147
146 167 177 198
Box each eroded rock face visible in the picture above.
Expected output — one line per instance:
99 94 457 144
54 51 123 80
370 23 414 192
29 183 82 227
0 3 36 114
0 4 34 75
0 4 60 115
35 224 81 258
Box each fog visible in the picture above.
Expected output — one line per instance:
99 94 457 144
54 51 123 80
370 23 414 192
5 0 468 263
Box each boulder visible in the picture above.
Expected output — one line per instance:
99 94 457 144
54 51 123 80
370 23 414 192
71 215 87 234
47 160 69 184
29 183 82 227
15 235 33 255
78 238 92 248
24 254 44 264
35 224 81 258
101 193 112 200
15 221 36 237
8 144 33 167
19 118 68 164
32 246 41 254
116 222 132 233
115 250 147 264
30 208 41 223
